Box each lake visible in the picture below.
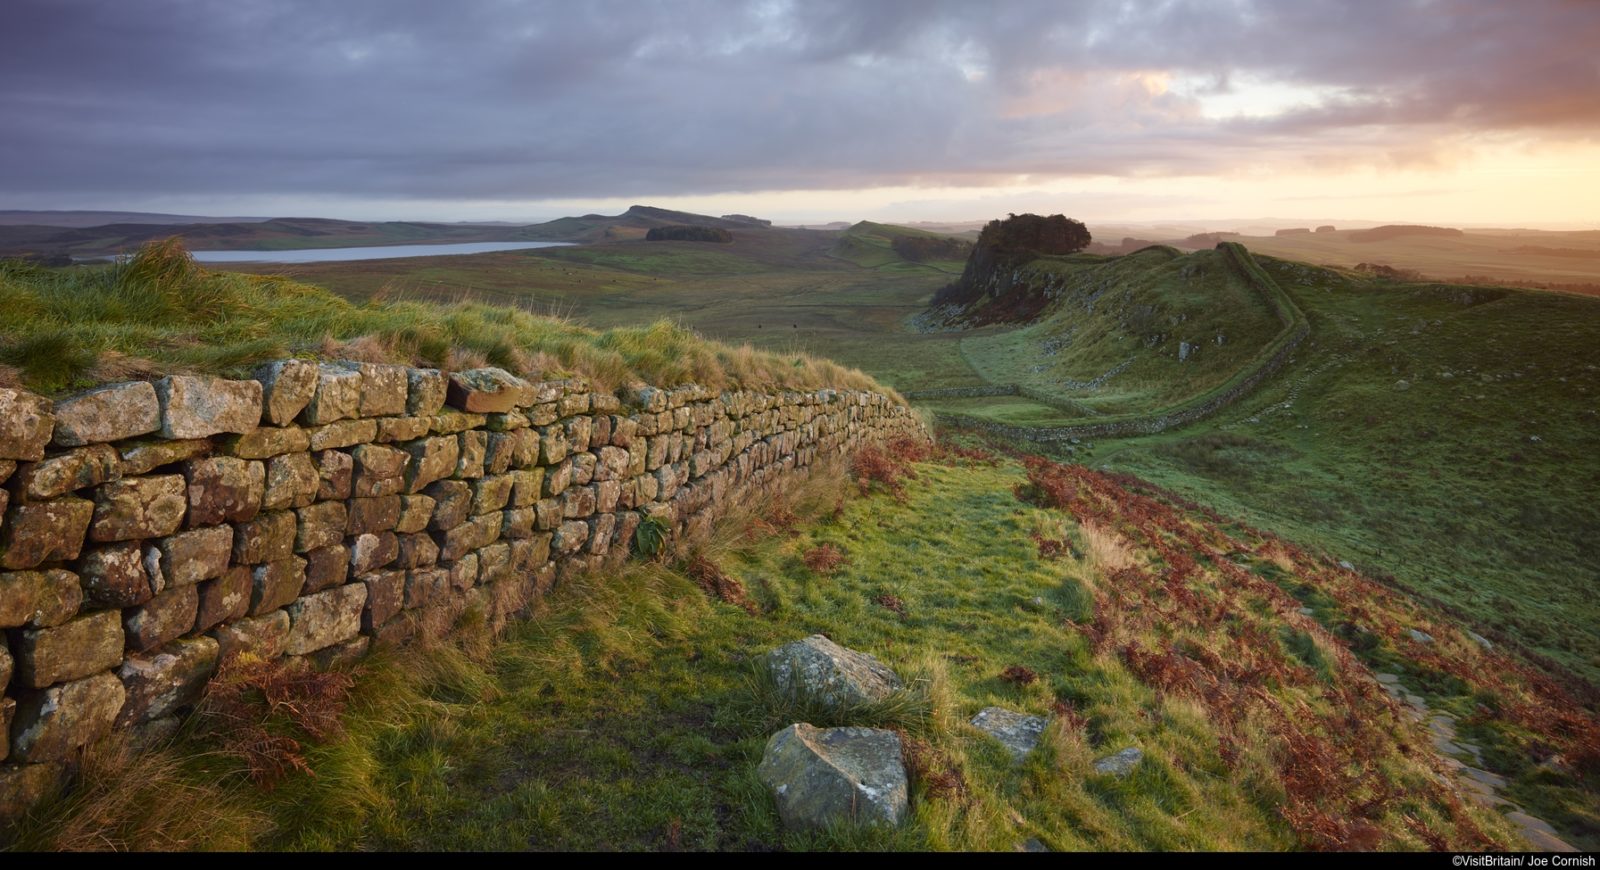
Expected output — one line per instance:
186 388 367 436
186 241 572 264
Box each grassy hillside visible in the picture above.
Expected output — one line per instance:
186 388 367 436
13 448 1592 851
828 222 969 274
0 239 888 397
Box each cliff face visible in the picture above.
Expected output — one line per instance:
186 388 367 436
930 214 1092 321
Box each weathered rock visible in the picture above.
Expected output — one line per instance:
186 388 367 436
539 424 569 465
314 449 353 500
395 532 439 568
543 458 573 497
12 444 121 500
407 368 447 415
294 500 348 553
564 415 592 453
438 514 500 562
261 452 319 510
404 435 460 493
343 362 408 418
1093 747 1143 777
300 363 362 425
426 479 472 531
446 368 527 414
12 610 125 688
183 457 263 527
472 473 514 515
502 507 535 539
767 635 903 708
302 544 349 593
115 636 219 726
757 724 908 831
561 484 597 519
351 443 408 497
154 525 233 587
156 375 262 439
477 541 511 585
212 610 290 661
0 388 55 461
395 494 435 533
0 568 81 628
307 418 378 451
52 382 159 447
509 468 544 508
375 415 431 443
284 583 367 655
360 570 405 631
429 410 486 435
552 519 589 555
78 540 156 608
0 762 65 821
0 497 94 569
222 425 310 460
193 566 251 633
123 584 199 653
117 437 211 476
249 556 306 616
971 707 1049 762
587 513 615 556
89 475 186 542
403 567 450 608
1408 628 1435 644
455 430 487 479
533 497 562 531
8 672 126 763
233 509 296 564
254 359 318 426
345 495 401 535
350 532 399 575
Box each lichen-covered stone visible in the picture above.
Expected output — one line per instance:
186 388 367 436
351 443 408 497
13 444 121 500
395 494 435 533
307 418 378 451
502 507 535 539
156 375 262 439
360 570 405 631
300 363 362 426
194 565 251 633
587 513 616 556
509 468 544 508
212 610 290 661
403 435 459 493
472 473 514 515
407 368 447 415
446 553 478 591
90 475 186 542
395 533 439 569
552 520 589 555
350 532 399 575
533 498 562 531
438 514 500 562
595 479 621 514
455 430 487 480
0 761 65 821
539 424 569 466
564 415 592 453
477 541 510 585
1 497 94 569
117 437 211 476
343 362 408 418
446 368 527 414
429 410 486 435
123 583 199 653
294 500 347 553
155 525 233 587
262 452 319 510
0 568 81 628
757 724 908 831
0 388 55 461
345 495 401 535
970 707 1049 762
302 544 349 594
767 635 904 708
1093 747 1144 777
314 449 353 500
254 359 317 426
115 636 219 726
375 415 431 443
249 556 306 616
78 540 155 608
52 382 159 447
542 459 573 498
558 392 590 417
569 452 597 486
8 672 126 763
232 509 296 564
13 610 125 688
184 457 263 527
425 480 472 531
403 567 450 608
284 583 367 655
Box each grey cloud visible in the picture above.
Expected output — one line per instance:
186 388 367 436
1 0 1595 207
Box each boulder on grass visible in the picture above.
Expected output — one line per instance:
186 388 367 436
970 707 1049 762
757 723 908 831
766 634 902 708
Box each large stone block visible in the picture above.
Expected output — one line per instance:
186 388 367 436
472 473 514 515
52 382 159 447
476 542 511 585
182 457 264 528
314 449 353 500
542 459 572 498
539 424 569 465
307 418 378 451
345 495 401 535
561 484 596 519
343 362 408 418
0 568 80 628
360 570 405 631
154 525 233 588
13 610 124 688
222 425 311 460
349 531 399 575
300 363 362 426
587 513 616 556
395 532 439 569
403 567 450 609
193 565 251 633
446 368 527 414
351 443 409 497
156 375 262 439
90 475 186 542
284 583 367 655
249 556 306 616
0 761 65 821
455 430 487 480
375 415 431 443
0 497 94 569
446 552 478 591
509 468 544 508
757 724 908 832
502 507 535 539
78 540 155 608
404 435 459 493
115 636 219 726
395 494 435 533
569 452 596 485
533 497 563 531
552 520 589 555
564 415 592 453
117 437 212 476
262 452 319 510
254 359 318 426
407 368 447 416
294 500 348 553
124 582 200 653
425 480 472 531
212 610 290 661
0 388 54 461
233 509 296 565
437 514 500 562
8 672 126 763
12 444 121 500
766 635 904 708
302 544 349 594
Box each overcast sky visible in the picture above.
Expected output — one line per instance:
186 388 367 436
3 0 1597 226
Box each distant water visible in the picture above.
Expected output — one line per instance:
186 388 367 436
185 241 571 264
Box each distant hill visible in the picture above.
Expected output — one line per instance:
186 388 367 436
1349 224 1463 242
0 210 272 227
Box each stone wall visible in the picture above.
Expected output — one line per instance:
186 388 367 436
0 362 925 819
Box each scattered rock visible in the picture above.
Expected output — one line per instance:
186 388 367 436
970 707 1049 762
767 635 904 707
1407 628 1435 644
1092 747 1143 777
1467 630 1493 651
1505 811 1578 852
757 723 908 831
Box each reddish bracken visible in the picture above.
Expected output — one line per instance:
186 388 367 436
684 553 757 614
194 653 355 789
1000 664 1039 686
874 592 908 615
802 543 849 575
900 734 966 800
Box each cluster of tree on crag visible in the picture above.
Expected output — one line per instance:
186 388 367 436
891 235 972 262
1354 262 1423 281
645 225 734 243
931 213 1092 308
719 214 772 227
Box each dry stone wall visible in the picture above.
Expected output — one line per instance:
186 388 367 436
0 361 924 819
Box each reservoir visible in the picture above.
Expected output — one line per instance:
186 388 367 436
187 241 572 264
